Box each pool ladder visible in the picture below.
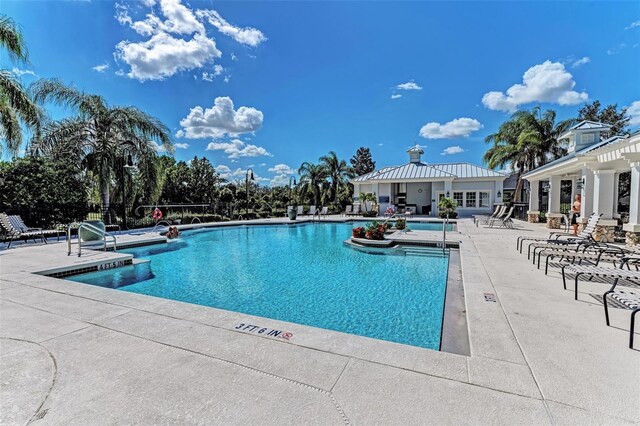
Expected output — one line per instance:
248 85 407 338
67 222 117 257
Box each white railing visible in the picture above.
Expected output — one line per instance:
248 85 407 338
68 223 117 257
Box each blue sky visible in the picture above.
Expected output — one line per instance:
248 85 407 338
3 0 640 185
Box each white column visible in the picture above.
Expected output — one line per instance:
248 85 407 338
612 173 620 217
570 176 577 204
548 176 561 214
580 168 594 217
592 170 616 219
528 180 539 212
353 183 360 201
624 163 640 232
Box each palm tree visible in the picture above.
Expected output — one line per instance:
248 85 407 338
319 151 353 204
484 107 575 202
30 78 173 222
0 15 40 156
298 162 327 207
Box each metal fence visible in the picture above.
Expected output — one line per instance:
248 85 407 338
2 201 301 230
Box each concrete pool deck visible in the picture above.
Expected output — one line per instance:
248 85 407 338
1 219 638 424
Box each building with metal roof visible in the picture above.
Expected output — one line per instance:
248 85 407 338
351 145 506 217
522 121 640 243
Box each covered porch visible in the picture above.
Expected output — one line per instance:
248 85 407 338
523 132 640 244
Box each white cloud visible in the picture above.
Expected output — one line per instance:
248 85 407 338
206 139 272 159
396 81 422 91
115 31 221 81
259 163 266 167
177 96 263 139
419 118 483 139
441 146 465 155
607 43 626 55
153 141 168 152
201 64 224 81
92 63 110 72
482 61 588 112
11 68 36 77
268 164 295 175
571 56 590 68
196 10 267 47
391 94 402 99
223 75 230 83
625 20 640 30
627 101 640 126
113 0 265 81
216 165 269 183
174 142 189 149
378 143 383 146
270 174 292 187
230 53 238 61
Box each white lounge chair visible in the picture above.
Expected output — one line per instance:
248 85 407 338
526 214 602 261
487 205 508 227
0 213 47 248
319 206 328 217
517 212 598 253
308 206 317 216
343 205 353 217
489 206 514 228
351 205 361 216
562 258 640 300
474 205 501 226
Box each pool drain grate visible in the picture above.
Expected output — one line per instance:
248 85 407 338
32 409 48 421
484 293 497 302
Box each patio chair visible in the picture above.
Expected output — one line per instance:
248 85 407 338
308 206 317 216
524 213 602 260
603 279 640 348
474 205 501 226
343 205 353 217
562 256 640 300
319 206 328 217
538 244 628 275
351 204 361 216
8 215 61 241
487 205 508 227
0 213 46 248
488 206 514 228
517 212 598 253
297 206 304 216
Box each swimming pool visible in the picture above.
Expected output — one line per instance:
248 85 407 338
68 222 450 349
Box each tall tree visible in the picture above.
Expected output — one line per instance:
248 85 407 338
350 147 376 176
578 100 630 136
483 107 573 202
30 78 173 222
0 15 40 156
319 150 352 204
298 162 327 206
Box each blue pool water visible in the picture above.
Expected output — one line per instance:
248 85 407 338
68 222 450 349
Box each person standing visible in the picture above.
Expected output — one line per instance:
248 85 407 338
571 194 581 236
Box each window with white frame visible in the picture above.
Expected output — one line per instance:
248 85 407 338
581 133 595 144
465 192 476 208
453 192 463 207
479 192 490 208
442 190 492 209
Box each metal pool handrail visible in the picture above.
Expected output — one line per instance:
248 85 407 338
68 222 117 257
152 220 172 232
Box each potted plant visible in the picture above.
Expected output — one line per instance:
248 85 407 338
352 226 366 238
364 221 385 240
288 206 297 220
396 218 407 230
361 192 378 214
437 197 458 219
